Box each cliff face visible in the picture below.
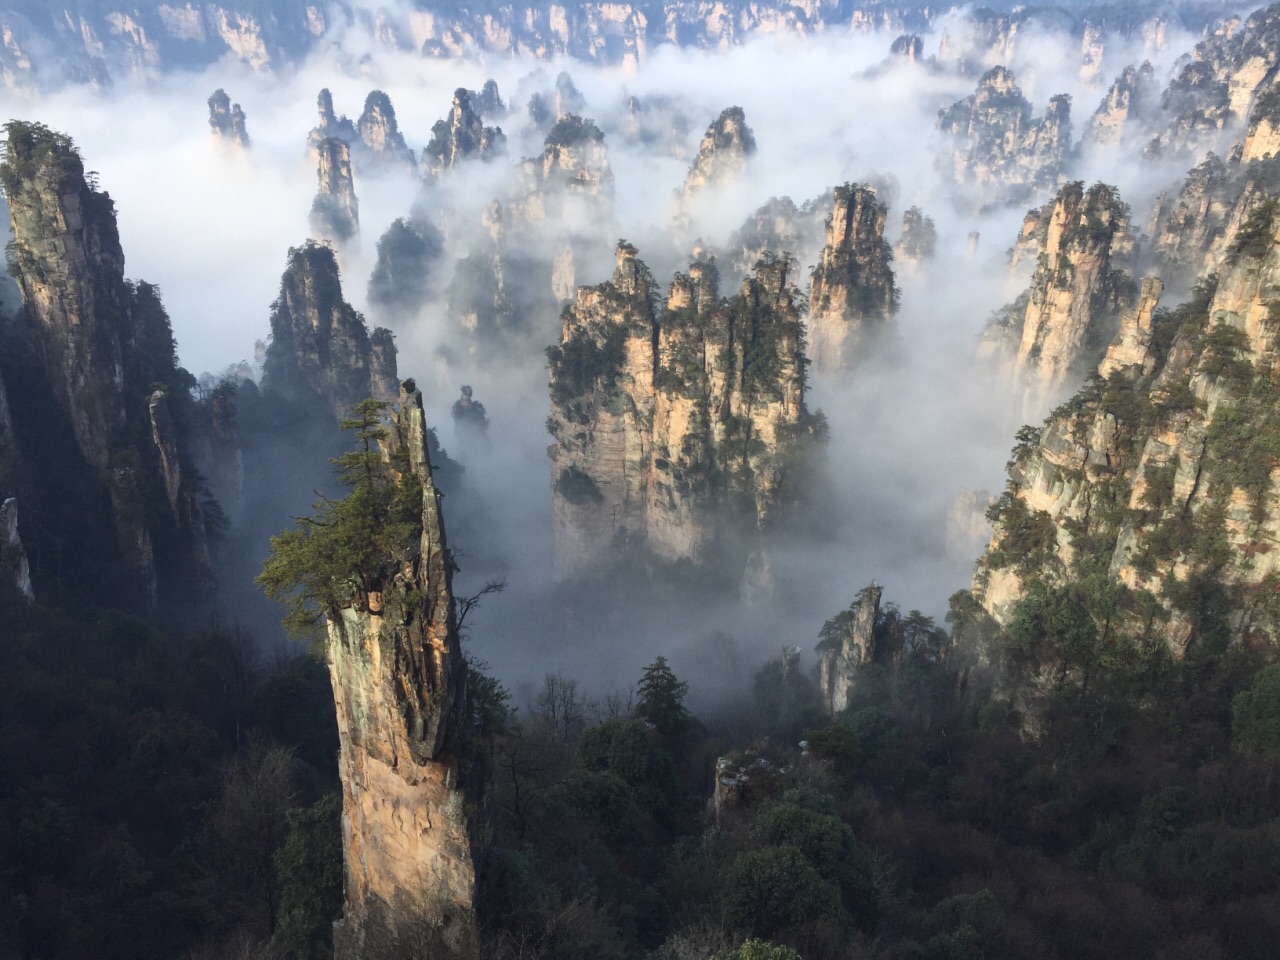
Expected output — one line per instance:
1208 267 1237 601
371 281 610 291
818 583 881 714
807 184 899 373
976 199 1280 657
680 106 756 200
516 115 613 222
980 181 1136 407
310 138 359 244
2 122 210 604
938 66 1071 205
1147 153 1280 284
422 88 506 178
357 90 415 170
262 242 396 417
308 88 358 160
327 382 476 958
1144 6 1280 162
727 195 825 278
1085 62 1155 148
207 88 249 146
547 242 822 578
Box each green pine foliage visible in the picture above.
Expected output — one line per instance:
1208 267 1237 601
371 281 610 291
257 398 423 634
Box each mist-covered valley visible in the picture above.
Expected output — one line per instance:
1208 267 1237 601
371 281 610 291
9 2 1280 958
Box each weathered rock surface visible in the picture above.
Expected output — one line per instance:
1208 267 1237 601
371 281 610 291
1098 277 1164 380
2 123 210 603
1243 86 1280 162
357 90 415 170
976 191 1280 656
516 115 613 224
980 181 1136 407
807 183 899 373
1085 62 1155 148
328 381 476 959
262 241 396 416
548 242 822 577
310 137 359 244
207 88 249 145
1147 153 1280 284
819 583 882 714
1144 5 1280 162
422 88 506 178
889 33 923 62
726 195 825 278
308 88 358 159
680 106 755 200
938 66 1071 205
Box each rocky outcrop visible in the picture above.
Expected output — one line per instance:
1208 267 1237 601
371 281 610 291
447 202 517 339
310 138 359 244
357 90 415 170
980 181 1136 406
0 4 1231 90
975 195 1280 656
516 115 613 223
1243 86 1280 162
368 217 444 317
2 122 209 604
327 381 476 959
938 66 1071 205
208 88 249 145
1098 277 1164 380
468 79 506 118
889 33 923 62
452 385 488 437
727 196 825 278
0 497 32 601
1085 63 1155 148
422 88 506 178
308 88 358 159
1147 153 1280 285
1145 5 1280 162
894 206 936 266
262 241 396 417
807 184 898 373
818 583 882 714
680 106 755 200
619 93 690 159
548 242 822 578
528 72 587 133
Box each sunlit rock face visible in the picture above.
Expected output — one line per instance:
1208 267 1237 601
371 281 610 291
357 90 416 171
680 106 756 200
1144 5 1280 163
937 66 1071 206
1084 62 1156 148
207 87 249 146
807 184 899 374
261 242 397 418
547 242 822 579
979 181 1136 410
326 382 477 960
310 137 359 244
2 123 210 605
422 88 506 179
976 193 1280 657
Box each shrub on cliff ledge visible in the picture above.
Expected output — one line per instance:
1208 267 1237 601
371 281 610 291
258 398 422 634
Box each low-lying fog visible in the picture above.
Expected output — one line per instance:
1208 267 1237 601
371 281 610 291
0 6 1219 705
